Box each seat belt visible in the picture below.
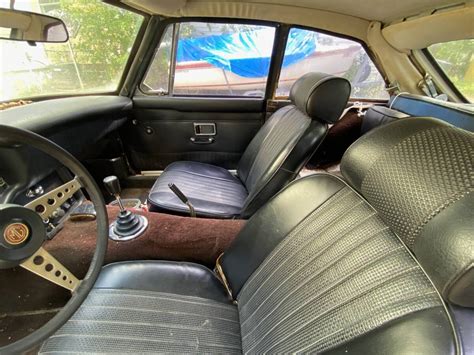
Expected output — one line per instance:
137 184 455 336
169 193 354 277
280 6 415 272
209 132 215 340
215 253 237 304
338 101 373 121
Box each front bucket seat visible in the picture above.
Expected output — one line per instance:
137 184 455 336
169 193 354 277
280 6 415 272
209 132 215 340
148 72 351 218
41 117 473 353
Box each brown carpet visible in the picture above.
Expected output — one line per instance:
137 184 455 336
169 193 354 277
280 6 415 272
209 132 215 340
46 206 245 278
0 207 244 347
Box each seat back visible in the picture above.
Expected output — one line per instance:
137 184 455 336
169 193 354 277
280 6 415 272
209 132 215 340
222 117 473 353
237 72 351 217
360 105 409 134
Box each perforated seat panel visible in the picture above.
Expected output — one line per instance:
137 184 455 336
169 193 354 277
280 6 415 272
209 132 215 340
40 289 241 354
237 186 444 353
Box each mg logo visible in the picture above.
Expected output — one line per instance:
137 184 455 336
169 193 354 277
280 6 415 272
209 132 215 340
3 223 30 245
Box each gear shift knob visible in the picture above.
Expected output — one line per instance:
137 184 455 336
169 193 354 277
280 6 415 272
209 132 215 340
103 175 121 197
103 176 124 212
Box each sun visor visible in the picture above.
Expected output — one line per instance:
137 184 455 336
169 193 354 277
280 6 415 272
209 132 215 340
382 5 474 52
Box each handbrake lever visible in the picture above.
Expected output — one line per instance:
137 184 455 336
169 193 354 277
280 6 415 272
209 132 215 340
168 183 196 218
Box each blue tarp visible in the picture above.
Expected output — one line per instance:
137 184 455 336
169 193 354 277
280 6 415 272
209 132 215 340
177 28 316 78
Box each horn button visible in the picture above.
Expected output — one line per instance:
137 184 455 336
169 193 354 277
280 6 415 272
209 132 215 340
0 204 46 267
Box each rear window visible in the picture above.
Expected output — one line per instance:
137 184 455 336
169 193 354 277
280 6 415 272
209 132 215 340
142 22 276 97
428 39 474 102
276 28 389 100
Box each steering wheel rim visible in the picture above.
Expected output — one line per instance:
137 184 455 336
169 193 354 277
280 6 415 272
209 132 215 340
0 124 108 353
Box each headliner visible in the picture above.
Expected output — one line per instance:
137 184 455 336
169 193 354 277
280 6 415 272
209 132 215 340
121 0 469 23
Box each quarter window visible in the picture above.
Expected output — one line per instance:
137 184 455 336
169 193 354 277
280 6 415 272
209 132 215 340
276 28 388 100
142 22 276 97
428 39 474 102
142 25 173 94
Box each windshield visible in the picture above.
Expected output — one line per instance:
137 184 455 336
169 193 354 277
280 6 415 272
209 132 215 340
0 0 143 102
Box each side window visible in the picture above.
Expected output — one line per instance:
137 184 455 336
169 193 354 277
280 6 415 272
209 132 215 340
142 22 276 97
142 25 173 94
276 28 389 100
428 39 473 102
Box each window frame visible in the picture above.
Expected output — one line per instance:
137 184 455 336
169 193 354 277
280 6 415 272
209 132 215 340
139 17 281 99
138 18 390 102
422 47 470 103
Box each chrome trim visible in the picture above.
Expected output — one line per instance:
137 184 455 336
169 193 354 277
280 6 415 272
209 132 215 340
194 122 216 136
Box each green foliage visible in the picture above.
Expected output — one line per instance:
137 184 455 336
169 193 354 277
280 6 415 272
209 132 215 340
58 0 142 78
429 39 474 101
2 0 143 100
142 25 172 92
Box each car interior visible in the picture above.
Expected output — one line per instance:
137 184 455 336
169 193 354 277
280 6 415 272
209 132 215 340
0 0 472 354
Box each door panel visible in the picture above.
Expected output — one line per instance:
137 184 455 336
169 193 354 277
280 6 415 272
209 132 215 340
122 96 265 171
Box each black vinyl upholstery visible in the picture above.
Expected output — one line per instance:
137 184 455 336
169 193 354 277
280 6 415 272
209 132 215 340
41 117 472 354
148 161 248 218
341 117 474 307
148 72 350 218
360 105 409 134
94 260 230 302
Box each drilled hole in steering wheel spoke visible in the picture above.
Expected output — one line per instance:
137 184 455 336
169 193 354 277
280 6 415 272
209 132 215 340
20 247 80 291
33 255 44 265
24 177 82 220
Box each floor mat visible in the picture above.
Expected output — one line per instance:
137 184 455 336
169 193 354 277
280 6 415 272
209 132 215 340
0 309 59 347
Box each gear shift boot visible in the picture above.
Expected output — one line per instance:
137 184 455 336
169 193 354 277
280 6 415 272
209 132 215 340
103 175 148 241
109 211 148 241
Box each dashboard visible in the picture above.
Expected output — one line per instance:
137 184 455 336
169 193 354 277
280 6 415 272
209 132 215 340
0 95 132 239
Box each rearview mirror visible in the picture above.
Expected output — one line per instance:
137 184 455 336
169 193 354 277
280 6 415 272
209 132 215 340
0 8 68 43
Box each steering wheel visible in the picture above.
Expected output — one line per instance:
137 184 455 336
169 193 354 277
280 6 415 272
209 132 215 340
0 125 108 353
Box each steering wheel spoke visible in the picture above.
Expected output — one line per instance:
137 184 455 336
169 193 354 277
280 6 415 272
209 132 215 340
0 124 107 353
24 177 82 220
20 247 80 291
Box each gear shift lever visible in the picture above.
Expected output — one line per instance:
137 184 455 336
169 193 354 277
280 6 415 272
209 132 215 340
103 176 148 241
103 175 125 211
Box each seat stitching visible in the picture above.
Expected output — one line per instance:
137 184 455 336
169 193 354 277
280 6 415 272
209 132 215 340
46 334 242 351
90 290 235 311
66 319 241 337
239 208 378 318
80 305 239 324
249 265 420 353
166 168 244 185
241 241 401 337
294 291 438 354
238 188 354 299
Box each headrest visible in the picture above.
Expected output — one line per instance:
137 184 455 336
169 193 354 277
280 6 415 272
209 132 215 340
289 72 351 123
341 117 474 307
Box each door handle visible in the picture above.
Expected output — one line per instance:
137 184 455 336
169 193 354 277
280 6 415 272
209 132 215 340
190 137 214 144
